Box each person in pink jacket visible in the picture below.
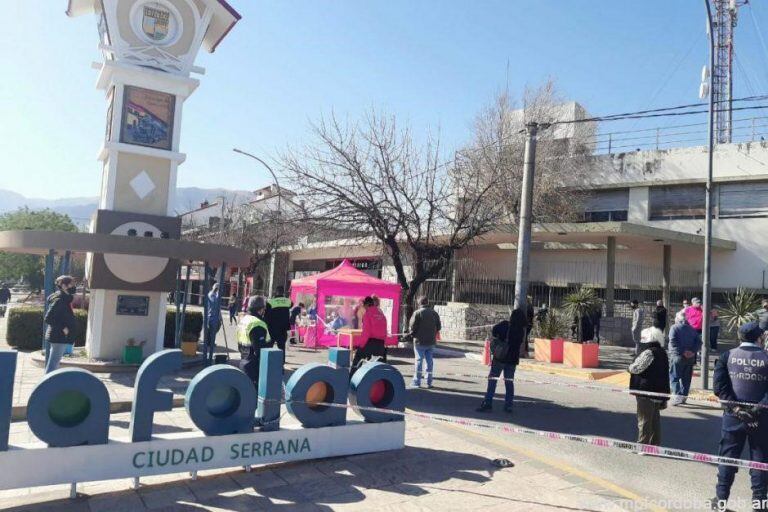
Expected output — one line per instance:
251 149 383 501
685 297 704 333
351 296 388 373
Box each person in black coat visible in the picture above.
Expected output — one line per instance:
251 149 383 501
477 308 526 413
43 276 78 374
628 326 670 445
654 300 668 332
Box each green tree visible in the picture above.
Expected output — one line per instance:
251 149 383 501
0 208 78 290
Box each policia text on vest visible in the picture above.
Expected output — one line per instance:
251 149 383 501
713 332 768 505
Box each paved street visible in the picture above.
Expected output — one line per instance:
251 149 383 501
0 314 758 511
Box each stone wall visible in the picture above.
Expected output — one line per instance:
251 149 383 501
434 302 509 341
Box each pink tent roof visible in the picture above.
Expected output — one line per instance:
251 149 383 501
290 259 400 295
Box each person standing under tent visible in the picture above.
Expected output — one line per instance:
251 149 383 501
265 286 292 366
237 296 273 388
228 294 238 326
628 326 670 446
351 296 388 375
477 308 526 413
408 296 441 389
668 311 701 406
289 302 304 345
43 276 78 374
711 322 768 510
204 283 222 365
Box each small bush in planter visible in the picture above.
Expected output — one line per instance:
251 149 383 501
164 309 203 348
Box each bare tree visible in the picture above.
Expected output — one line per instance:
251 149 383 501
464 81 595 224
278 111 504 321
183 195 304 294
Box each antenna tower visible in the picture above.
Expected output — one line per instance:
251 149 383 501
712 0 748 143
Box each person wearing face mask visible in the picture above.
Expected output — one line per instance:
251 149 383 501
43 275 78 374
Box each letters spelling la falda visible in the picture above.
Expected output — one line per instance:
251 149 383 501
0 347 406 490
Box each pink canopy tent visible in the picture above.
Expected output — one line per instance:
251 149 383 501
290 260 401 347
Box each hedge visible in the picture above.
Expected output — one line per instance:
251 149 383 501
164 309 203 348
6 307 88 351
6 307 202 351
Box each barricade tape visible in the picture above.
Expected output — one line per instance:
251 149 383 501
400 367 768 411
261 397 768 472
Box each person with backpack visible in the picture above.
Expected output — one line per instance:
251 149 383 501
476 308 526 414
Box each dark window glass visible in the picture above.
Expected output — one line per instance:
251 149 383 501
649 185 706 220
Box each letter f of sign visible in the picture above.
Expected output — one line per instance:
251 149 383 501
129 350 182 442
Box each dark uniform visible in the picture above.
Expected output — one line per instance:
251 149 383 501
713 322 768 506
265 294 292 355
237 311 272 387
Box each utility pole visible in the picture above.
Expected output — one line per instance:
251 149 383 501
513 122 539 312
702 0 716 390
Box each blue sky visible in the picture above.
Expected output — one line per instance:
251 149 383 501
3 1 768 199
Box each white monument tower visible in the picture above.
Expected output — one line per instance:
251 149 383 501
66 0 240 360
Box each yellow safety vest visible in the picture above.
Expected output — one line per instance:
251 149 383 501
268 297 292 309
237 314 270 346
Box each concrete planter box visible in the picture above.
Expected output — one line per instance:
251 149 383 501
563 341 599 368
534 338 564 363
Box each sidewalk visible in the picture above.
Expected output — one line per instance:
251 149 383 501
0 406 633 512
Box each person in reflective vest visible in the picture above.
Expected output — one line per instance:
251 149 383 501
712 321 768 509
265 286 292 363
237 295 273 387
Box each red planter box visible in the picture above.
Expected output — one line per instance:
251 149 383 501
534 338 564 363
563 341 599 368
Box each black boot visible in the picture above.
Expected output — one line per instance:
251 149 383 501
476 401 492 412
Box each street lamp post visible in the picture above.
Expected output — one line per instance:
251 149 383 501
233 148 283 297
701 0 716 390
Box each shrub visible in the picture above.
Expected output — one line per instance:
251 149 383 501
534 310 569 340
164 309 203 348
7 306 88 351
719 287 761 334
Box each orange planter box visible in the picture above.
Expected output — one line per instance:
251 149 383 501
563 341 599 368
534 338 564 363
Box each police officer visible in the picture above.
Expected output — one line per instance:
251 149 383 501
265 286 292 365
712 321 768 510
237 296 273 387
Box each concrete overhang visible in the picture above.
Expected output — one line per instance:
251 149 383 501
0 230 251 267
475 222 737 251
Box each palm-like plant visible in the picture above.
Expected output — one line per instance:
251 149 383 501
562 287 601 342
534 310 569 340
719 287 761 334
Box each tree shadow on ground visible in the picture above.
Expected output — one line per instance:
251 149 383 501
0 446 607 512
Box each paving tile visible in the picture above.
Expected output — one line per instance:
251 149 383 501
139 483 196 510
230 468 287 491
87 491 145 512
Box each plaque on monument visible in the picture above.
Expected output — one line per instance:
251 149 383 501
116 295 150 316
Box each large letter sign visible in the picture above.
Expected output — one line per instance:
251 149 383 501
0 349 406 491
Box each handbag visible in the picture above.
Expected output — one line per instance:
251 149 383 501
491 335 512 362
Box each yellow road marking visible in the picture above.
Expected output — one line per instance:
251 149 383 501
407 408 666 512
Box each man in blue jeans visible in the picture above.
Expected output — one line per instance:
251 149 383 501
668 311 701 406
477 309 526 413
408 297 441 388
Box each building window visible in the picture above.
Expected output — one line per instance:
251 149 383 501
582 189 629 222
719 182 768 218
649 185 705 220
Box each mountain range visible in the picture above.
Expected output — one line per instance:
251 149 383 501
0 188 251 226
